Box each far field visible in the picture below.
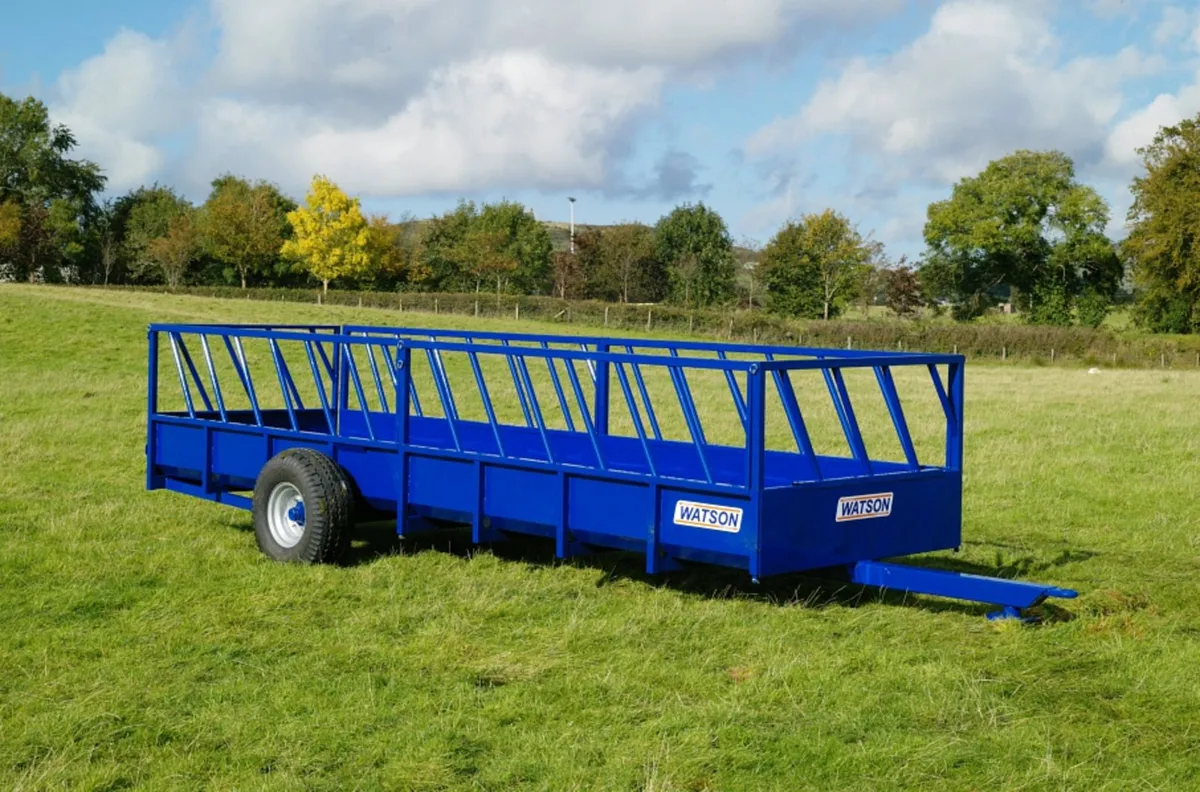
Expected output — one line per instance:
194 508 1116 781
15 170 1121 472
1 286 1199 790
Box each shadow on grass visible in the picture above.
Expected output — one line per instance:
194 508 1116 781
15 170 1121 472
333 518 1088 622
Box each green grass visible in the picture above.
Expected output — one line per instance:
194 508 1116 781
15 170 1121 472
2 285 1200 791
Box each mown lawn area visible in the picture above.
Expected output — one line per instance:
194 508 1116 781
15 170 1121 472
1 285 1198 791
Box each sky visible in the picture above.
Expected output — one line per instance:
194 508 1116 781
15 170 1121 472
2 0 1199 260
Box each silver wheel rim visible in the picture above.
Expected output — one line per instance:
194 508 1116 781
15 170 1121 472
267 482 306 548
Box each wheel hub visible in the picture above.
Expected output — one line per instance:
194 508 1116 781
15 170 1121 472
267 482 306 548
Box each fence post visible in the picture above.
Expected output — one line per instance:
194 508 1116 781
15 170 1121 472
728 318 734 340
646 308 652 331
689 314 694 333
515 303 520 321
474 300 479 317
1161 352 1166 368
399 297 403 312
435 297 439 315
753 326 759 343
604 306 609 327
1002 346 1007 361
1051 348 1055 362
846 335 852 350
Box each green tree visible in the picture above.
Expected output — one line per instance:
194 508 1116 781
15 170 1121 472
419 200 552 295
760 210 879 320
7 203 56 282
281 175 371 294
200 175 291 288
147 210 200 287
363 213 425 290
655 203 736 307
921 150 1121 322
477 201 552 294
455 225 518 300
420 202 478 291
90 198 125 286
0 93 104 206
123 185 193 283
1123 114 1200 333
594 223 661 303
0 200 18 251
552 251 586 299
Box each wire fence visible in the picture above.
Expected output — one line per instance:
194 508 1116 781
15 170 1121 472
99 284 1200 369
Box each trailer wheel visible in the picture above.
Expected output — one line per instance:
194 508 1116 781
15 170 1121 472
252 448 354 563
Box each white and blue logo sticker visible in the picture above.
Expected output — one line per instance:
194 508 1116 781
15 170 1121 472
673 500 743 533
835 492 894 522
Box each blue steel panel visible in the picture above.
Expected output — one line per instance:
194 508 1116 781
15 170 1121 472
210 428 269 482
483 465 560 527
406 454 475 512
757 473 961 576
567 477 653 542
659 490 756 559
154 422 206 471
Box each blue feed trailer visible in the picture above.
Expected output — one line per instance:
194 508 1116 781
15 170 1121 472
145 323 1077 620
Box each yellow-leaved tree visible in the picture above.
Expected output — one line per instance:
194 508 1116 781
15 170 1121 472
281 175 370 294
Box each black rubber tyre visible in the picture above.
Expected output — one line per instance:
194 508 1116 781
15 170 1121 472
252 448 354 563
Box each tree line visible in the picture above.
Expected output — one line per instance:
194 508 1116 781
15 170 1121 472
4 90 1200 332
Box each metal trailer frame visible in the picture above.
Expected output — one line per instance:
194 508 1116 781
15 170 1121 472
145 322 1077 620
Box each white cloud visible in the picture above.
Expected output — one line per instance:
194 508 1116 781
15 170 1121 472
189 52 663 196
746 0 1157 184
49 29 188 190
1154 5 1193 46
1106 73 1200 164
47 0 902 200
176 0 898 195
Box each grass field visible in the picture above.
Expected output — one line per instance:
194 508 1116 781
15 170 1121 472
2 285 1199 791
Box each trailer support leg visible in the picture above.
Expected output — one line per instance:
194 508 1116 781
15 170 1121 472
848 560 1078 620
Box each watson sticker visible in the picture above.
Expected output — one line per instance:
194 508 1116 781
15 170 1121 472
835 492 894 522
673 500 743 533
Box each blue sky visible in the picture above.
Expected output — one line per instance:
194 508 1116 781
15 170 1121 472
4 0 1199 259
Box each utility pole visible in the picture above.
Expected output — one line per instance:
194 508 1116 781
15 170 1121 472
568 196 576 254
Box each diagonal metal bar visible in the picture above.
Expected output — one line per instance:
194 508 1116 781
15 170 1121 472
167 333 196 418
467 350 506 458
614 362 657 477
624 345 662 441
875 365 919 470
268 339 299 432
342 344 376 441
563 356 606 471
174 333 213 412
198 335 227 423
516 354 556 465
540 341 576 431
304 340 335 434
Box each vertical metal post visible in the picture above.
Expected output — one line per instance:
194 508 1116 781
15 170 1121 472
948 361 965 471
394 343 412 537
746 365 766 581
594 343 610 436
146 328 160 490
746 366 766 492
